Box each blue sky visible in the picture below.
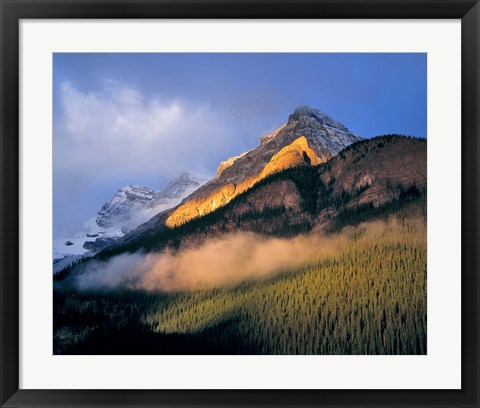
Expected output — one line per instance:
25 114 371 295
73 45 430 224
53 53 426 233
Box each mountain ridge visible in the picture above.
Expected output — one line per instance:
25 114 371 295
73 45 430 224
96 172 208 231
166 106 361 227
89 134 426 261
53 172 208 271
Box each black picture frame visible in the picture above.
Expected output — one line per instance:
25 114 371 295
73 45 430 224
1 1 479 407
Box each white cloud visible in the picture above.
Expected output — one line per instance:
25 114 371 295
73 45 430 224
54 81 237 232
56 81 232 179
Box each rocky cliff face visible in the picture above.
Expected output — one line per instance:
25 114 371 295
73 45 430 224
260 136 322 178
166 106 361 227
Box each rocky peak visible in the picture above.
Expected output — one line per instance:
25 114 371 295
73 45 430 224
96 173 207 229
164 106 361 227
287 105 347 131
288 105 320 121
283 105 357 156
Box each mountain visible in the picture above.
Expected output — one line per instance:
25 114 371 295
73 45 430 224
96 185 158 229
54 133 427 356
96 172 208 232
96 135 426 258
166 106 361 227
53 172 208 270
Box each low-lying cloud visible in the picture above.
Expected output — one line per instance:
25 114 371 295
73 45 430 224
75 231 351 292
74 218 424 292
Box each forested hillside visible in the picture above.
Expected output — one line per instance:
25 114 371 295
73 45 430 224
54 198 426 355
54 132 427 355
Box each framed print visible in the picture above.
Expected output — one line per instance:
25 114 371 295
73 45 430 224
1 0 479 407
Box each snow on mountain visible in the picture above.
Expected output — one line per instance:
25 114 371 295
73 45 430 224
95 185 157 229
96 172 209 233
53 172 209 271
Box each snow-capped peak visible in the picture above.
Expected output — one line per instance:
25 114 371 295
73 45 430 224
53 172 210 270
96 185 158 228
96 173 209 229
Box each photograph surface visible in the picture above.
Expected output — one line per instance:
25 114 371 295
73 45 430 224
53 53 427 355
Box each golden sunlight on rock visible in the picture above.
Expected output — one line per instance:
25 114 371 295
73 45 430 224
165 136 321 228
260 136 322 178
